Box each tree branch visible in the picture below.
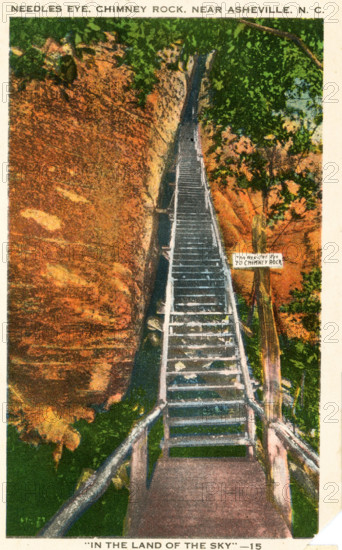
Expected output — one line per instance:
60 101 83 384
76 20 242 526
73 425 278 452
238 19 323 71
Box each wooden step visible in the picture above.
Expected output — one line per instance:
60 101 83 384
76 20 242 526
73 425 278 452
169 341 236 352
174 247 216 251
171 304 224 317
174 288 225 293
167 416 246 426
167 355 238 363
168 348 235 360
169 319 232 326
167 399 245 408
167 384 243 392
166 369 241 377
174 292 223 298
175 303 224 309
169 331 234 338
173 271 222 276
170 312 231 318
170 332 233 339
173 310 226 315
163 434 251 447
172 266 222 270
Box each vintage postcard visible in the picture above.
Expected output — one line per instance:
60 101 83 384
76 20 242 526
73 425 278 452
0 1 341 549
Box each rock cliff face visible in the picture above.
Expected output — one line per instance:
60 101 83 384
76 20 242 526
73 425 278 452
9 34 190 458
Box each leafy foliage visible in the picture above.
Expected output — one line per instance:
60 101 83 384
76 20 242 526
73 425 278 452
10 18 183 100
10 18 107 86
281 336 320 450
112 19 182 103
291 475 318 537
202 19 322 142
281 268 321 334
201 20 322 222
278 269 321 450
10 47 46 80
10 17 107 51
10 18 323 113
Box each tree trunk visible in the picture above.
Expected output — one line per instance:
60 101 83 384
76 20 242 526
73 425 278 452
252 214 292 530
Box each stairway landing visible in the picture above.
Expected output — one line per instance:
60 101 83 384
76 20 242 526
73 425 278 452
136 458 291 538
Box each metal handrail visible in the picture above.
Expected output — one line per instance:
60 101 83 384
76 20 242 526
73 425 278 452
38 401 166 537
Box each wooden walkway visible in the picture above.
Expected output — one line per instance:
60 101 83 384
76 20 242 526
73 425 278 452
137 458 291 538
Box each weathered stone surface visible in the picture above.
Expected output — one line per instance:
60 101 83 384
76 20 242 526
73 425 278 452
9 36 189 457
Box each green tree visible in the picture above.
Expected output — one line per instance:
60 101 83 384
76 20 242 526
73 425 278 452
203 19 322 222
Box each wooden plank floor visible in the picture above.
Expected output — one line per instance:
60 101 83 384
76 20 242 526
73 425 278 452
136 458 291 538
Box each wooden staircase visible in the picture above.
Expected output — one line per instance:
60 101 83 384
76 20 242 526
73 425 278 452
161 119 255 456
133 57 291 537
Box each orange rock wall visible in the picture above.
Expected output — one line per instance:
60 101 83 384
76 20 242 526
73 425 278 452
9 36 189 454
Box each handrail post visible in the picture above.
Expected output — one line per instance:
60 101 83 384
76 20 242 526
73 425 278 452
126 427 148 536
252 214 292 530
246 404 256 458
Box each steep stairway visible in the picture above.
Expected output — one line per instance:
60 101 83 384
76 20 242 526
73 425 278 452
134 58 291 537
162 120 253 454
160 55 256 456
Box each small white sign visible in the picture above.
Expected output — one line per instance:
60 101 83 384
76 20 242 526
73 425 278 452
232 253 283 269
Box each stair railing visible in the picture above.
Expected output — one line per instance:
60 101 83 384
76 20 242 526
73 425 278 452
37 401 166 537
247 399 319 474
158 136 180 455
